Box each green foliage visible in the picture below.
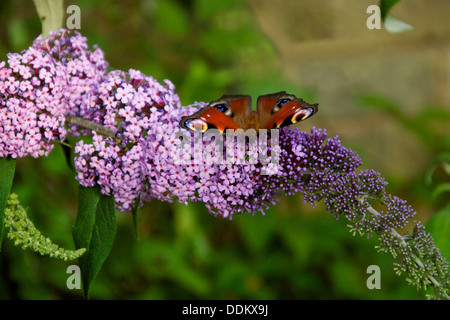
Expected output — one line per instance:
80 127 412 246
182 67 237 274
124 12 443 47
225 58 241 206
379 0 413 33
427 205 450 262
0 157 15 249
72 186 116 298
426 153 450 263
379 0 402 20
426 153 450 201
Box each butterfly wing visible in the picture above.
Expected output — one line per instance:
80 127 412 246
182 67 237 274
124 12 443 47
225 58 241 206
180 95 252 133
180 92 318 132
257 91 318 129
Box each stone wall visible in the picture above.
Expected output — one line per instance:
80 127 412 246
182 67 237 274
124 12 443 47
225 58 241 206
248 0 450 178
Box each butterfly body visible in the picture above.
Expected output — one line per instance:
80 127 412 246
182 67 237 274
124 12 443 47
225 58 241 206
180 91 318 133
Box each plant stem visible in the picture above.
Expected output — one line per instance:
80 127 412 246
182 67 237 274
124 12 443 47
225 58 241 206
66 116 116 138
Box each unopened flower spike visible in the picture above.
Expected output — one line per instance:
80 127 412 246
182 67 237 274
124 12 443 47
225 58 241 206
4 194 86 261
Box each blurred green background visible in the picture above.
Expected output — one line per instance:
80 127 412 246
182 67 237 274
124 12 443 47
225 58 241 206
0 0 449 299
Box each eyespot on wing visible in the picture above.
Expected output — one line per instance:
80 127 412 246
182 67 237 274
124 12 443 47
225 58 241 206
292 107 314 123
182 118 209 132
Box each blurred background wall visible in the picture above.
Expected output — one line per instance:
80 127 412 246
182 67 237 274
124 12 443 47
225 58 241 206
249 0 450 179
0 0 449 299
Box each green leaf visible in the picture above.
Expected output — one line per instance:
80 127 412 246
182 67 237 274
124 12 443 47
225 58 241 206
379 0 414 33
426 205 450 261
0 157 16 251
60 139 74 172
72 185 116 298
131 193 141 239
379 0 401 20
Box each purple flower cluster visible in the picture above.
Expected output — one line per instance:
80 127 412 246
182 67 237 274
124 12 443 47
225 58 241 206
0 30 107 158
142 127 264 217
74 69 180 211
264 128 364 203
40 31 108 136
0 45 67 158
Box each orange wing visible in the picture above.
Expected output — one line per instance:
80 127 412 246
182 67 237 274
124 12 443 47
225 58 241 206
257 92 318 129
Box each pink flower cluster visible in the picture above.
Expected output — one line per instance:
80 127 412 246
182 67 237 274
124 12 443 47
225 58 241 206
0 30 107 158
142 117 265 217
74 69 181 211
0 47 68 158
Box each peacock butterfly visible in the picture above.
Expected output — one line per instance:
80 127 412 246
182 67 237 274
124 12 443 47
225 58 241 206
180 91 318 133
